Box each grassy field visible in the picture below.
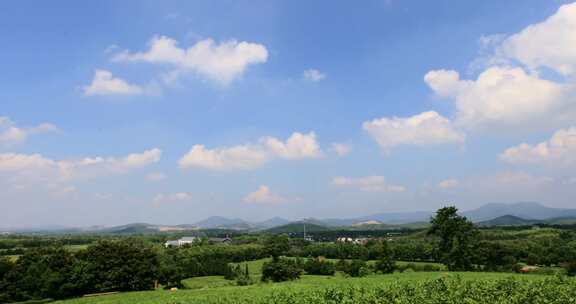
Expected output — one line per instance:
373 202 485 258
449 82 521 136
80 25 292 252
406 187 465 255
55 272 561 304
54 257 558 304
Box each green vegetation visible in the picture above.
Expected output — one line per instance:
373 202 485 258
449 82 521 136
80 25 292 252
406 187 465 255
1 207 576 303
265 222 332 234
52 273 572 304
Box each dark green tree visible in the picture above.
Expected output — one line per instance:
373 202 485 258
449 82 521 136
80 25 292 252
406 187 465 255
78 239 160 293
428 206 478 271
263 235 290 260
261 258 303 282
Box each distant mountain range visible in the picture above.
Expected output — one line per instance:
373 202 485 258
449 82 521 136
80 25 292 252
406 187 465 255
461 202 576 222
3 202 576 233
478 214 576 227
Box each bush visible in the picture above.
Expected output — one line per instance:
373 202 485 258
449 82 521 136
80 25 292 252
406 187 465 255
564 261 576 276
235 264 254 286
341 260 368 277
261 258 303 282
374 256 395 274
396 262 443 273
303 257 335 276
336 259 349 272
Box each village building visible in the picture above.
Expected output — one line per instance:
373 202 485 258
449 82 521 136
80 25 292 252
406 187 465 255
164 236 199 247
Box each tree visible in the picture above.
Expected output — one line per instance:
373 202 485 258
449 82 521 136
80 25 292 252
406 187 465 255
564 261 576 276
263 235 290 260
78 239 160 293
261 258 303 282
428 206 478 271
303 257 335 275
0 256 13 281
375 255 395 274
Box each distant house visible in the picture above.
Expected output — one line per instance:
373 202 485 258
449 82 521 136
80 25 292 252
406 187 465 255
336 237 369 245
164 236 199 247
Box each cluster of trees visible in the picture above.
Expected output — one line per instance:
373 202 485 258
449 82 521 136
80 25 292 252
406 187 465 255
0 240 159 303
287 207 576 274
290 238 420 261
0 240 268 303
259 235 397 282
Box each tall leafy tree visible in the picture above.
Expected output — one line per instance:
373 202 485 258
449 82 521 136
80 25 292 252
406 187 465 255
428 206 478 271
263 235 290 261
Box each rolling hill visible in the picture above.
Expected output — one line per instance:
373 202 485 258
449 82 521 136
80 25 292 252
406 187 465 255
265 222 333 234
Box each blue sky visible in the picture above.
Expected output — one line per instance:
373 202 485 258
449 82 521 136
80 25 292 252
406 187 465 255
1 0 576 228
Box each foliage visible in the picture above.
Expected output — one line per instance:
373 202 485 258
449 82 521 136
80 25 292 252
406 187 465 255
374 255 395 274
235 264 254 286
261 258 303 282
157 248 185 288
263 235 290 260
303 257 335 276
396 262 444 272
77 240 159 293
428 206 478 271
564 261 576 276
338 259 369 277
53 275 576 304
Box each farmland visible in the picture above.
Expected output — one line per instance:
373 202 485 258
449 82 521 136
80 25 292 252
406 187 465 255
54 271 573 304
53 258 572 303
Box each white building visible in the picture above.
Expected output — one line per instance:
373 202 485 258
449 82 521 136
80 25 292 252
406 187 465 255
164 236 199 247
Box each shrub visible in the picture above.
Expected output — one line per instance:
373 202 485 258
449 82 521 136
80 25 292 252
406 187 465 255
374 255 395 274
261 258 303 282
396 262 443 273
335 259 349 272
303 257 335 276
235 264 254 286
564 261 576 276
341 260 368 277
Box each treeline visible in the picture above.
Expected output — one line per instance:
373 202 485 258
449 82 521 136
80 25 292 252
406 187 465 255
289 239 438 262
287 208 576 271
0 240 266 303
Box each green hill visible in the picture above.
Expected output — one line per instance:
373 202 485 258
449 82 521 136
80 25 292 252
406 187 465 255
265 222 332 234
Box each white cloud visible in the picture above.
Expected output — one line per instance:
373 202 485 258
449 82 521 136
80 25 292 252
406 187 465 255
179 132 322 170
425 67 570 129
113 35 268 86
500 127 576 167
146 172 167 182
243 185 286 204
121 149 162 168
426 3 576 131
0 153 56 172
0 117 58 147
178 144 269 170
83 69 146 96
332 176 406 192
332 143 352 157
0 149 161 184
363 111 465 152
260 132 322 160
499 2 576 76
438 178 459 189
153 192 193 206
303 69 326 82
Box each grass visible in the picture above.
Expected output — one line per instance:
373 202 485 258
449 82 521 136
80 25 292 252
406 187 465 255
64 244 90 252
55 263 555 304
232 257 447 274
